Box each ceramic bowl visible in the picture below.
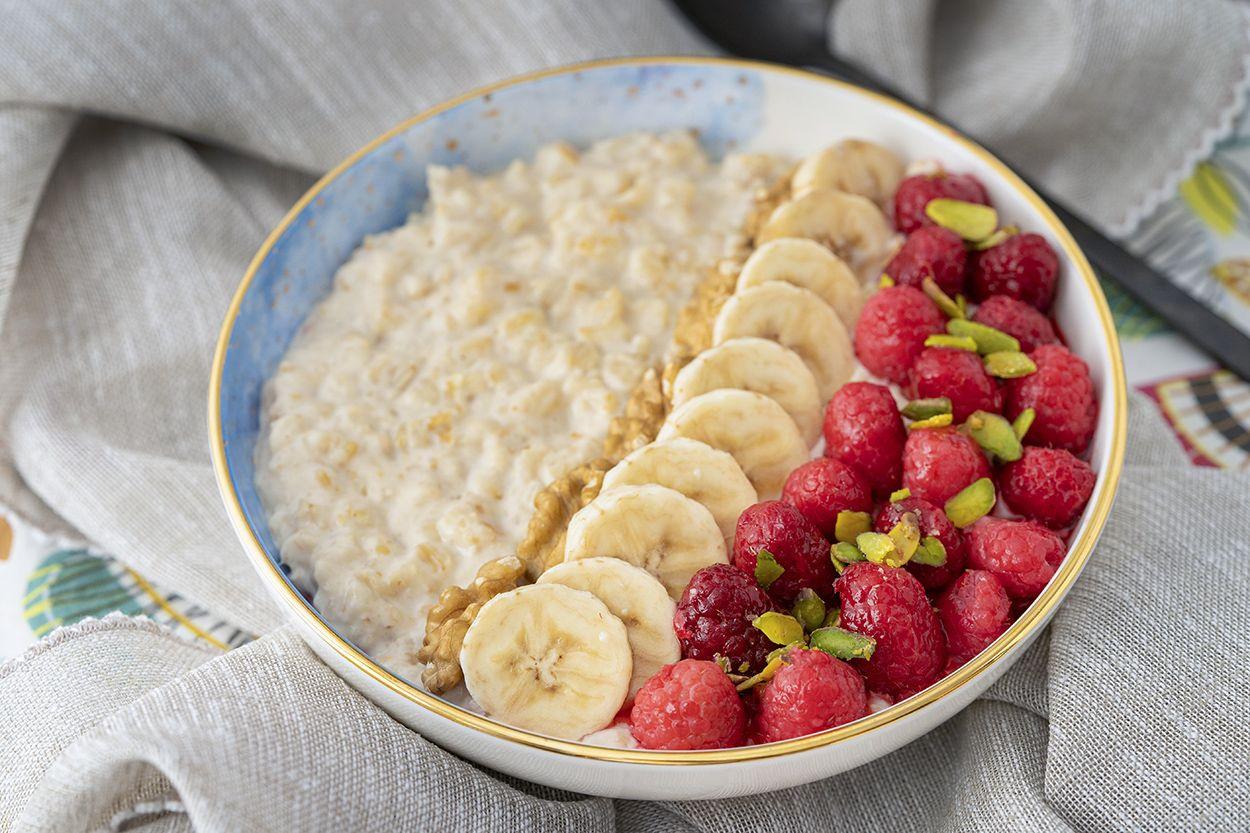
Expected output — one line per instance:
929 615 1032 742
209 57 1126 800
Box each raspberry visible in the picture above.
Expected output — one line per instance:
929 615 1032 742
970 233 1059 311
835 562 946 698
893 171 991 234
883 226 969 296
733 500 838 603
874 497 967 591
822 382 906 497
853 285 946 384
752 649 867 743
999 446 1095 528
630 659 747 750
1004 344 1097 454
938 569 1011 666
965 517 1065 600
674 564 779 673
782 457 873 539
907 347 1001 423
901 426 991 507
971 294 1059 353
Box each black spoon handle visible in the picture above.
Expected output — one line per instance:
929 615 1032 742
802 54 1250 380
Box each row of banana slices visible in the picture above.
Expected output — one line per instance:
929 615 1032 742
458 140 905 741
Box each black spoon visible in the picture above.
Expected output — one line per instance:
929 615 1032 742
671 0 1250 380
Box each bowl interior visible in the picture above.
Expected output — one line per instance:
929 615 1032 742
216 58 1124 750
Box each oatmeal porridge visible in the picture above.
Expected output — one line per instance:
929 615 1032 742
255 132 789 677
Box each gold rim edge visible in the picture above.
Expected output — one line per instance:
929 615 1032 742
207 55 1127 766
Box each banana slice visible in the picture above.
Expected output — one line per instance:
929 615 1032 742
657 389 807 500
564 484 727 599
459 583 631 740
713 282 853 401
601 436 758 545
671 338 823 446
538 557 680 696
736 238 863 330
791 139 905 208
757 188 898 283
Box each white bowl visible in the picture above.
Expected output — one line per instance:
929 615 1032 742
209 57 1127 800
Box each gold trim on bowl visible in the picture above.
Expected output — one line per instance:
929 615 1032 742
208 56 1127 765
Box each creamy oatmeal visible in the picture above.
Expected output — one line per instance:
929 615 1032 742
255 132 789 678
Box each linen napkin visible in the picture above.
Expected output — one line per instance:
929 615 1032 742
2 1 1249 830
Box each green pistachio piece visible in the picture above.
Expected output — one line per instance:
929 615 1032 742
753 611 806 646
956 293 969 318
924 334 978 352
1012 407 1036 441
754 548 784 589
889 488 911 503
823 606 842 628
810 626 877 661
947 319 1020 355
792 589 827 632
902 397 952 421
886 513 921 566
964 410 1023 462
944 477 996 528
971 225 1019 250
908 413 954 430
922 277 965 319
879 273 896 288
984 350 1038 379
855 532 898 566
735 651 789 692
834 510 872 544
832 542 866 569
911 535 948 567
924 198 998 242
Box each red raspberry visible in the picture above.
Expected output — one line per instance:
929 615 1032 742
630 659 747 750
971 294 1059 353
674 564 779 673
782 457 873 539
893 171 991 234
901 426 992 507
907 347 1001 423
938 569 1011 666
853 285 945 385
822 382 906 497
965 517 1065 600
835 562 946 698
970 233 1059 311
1004 344 1097 454
733 500 838 603
752 649 867 743
883 226 969 296
874 497 967 591
1000 446 1095 528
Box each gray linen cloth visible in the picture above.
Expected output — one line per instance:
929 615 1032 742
2 1 1249 830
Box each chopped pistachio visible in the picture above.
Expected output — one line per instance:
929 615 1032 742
944 477 996 528
889 487 912 503
971 225 1019 250
735 652 788 692
832 541 866 567
902 397 952 420
984 350 1037 378
823 606 842 628
922 276 965 319
964 410 1023 462
810 626 877 661
908 413 954 430
924 334 979 351
856 532 898 566
947 319 1020 355
792 589 826 632
886 513 922 565
924 198 998 242
754 548 784 589
834 510 872 544
879 273 896 288
956 293 969 317
1012 407 1036 441
752 611 806 646
911 535 948 567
